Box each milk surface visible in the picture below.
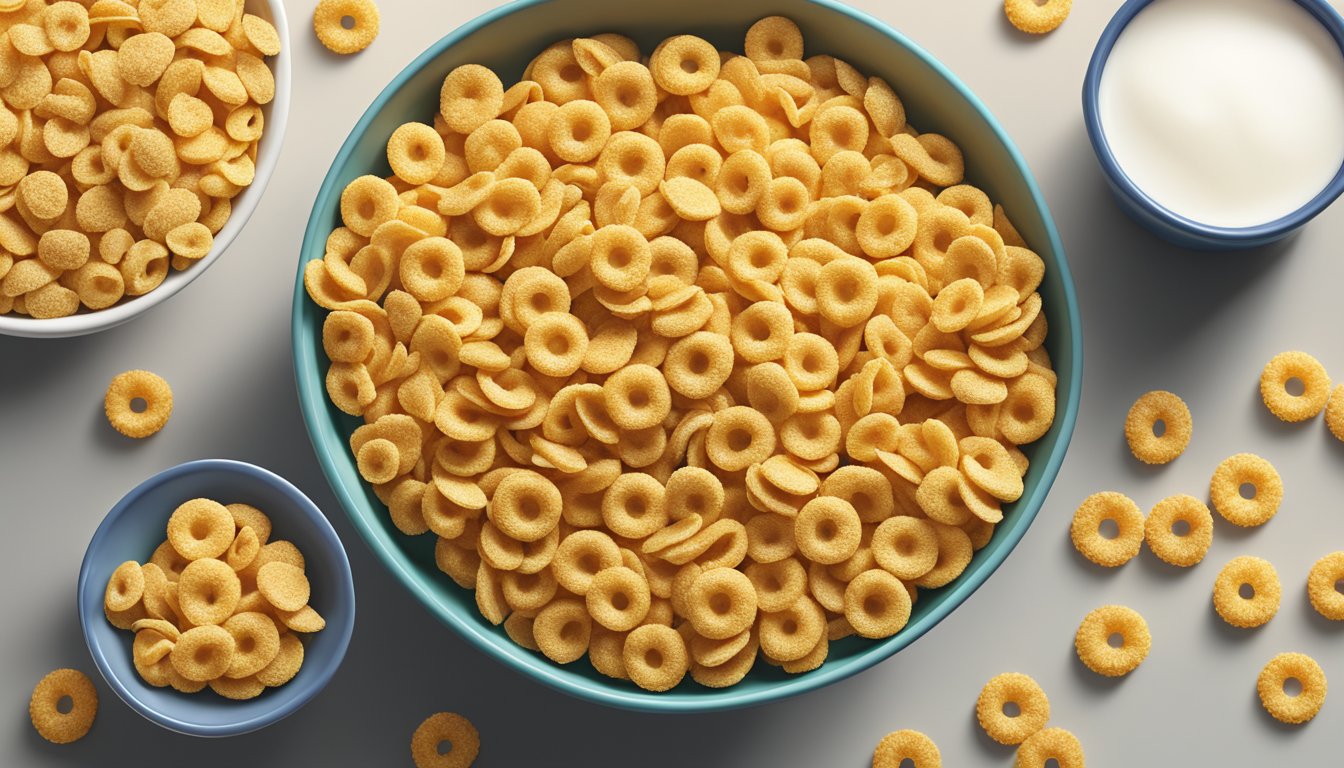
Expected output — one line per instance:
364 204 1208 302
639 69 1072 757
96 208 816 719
1099 0 1344 228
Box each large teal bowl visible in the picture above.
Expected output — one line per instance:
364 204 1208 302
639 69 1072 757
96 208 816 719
291 0 1082 712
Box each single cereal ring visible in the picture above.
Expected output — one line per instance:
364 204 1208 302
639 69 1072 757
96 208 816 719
843 568 912 639
1015 727 1084 768
313 0 380 55
177 557 242 626
1209 453 1282 527
167 498 236 561
1213 556 1281 629
1307 552 1344 620
1124 390 1191 465
1144 494 1213 568
1326 385 1344 442
623 623 689 692
872 729 941 768
977 672 1050 745
1260 351 1331 423
222 612 282 679
1069 492 1144 568
104 370 173 438
686 567 758 640
1074 605 1150 677
1004 0 1072 35
1257 652 1327 724
586 566 651 632
170 625 236 682
105 560 145 613
257 561 312 613
411 711 480 768
29 669 97 744
256 632 305 687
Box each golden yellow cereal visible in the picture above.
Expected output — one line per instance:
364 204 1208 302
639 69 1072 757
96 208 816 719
1069 492 1144 568
623 623 689 692
534 598 591 664
1124 390 1192 465
873 729 941 768
1015 728 1084 768
650 35 719 96
340 175 400 237
226 526 260 572
603 363 671 431
1261 351 1332 423
706 406 777 472
1325 385 1344 442
1210 453 1282 527
977 672 1050 745
844 569 912 639
1004 0 1072 35
104 560 144 613
1144 494 1213 568
221 611 280 679
209 675 265 701
257 561 311 613
170 625 235 682
29 669 97 745
165 223 214 260
553 530 622 595
256 632 305 687
103 369 172 438
177 557 242 626
1074 604 1150 677
686 567 757 640
586 566 651 632
167 498 235 561
795 496 861 565
731 300 793 363
489 470 562 542
411 711 480 768
1213 556 1281 629
313 0 380 55
872 516 938 580
1308 552 1344 621
524 312 589 377
1258 652 1327 724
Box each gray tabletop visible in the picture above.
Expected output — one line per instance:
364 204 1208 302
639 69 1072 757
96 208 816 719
5 0 1344 765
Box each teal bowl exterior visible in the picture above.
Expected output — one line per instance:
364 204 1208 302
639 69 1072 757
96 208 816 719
78 460 356 736
291 0 1082 712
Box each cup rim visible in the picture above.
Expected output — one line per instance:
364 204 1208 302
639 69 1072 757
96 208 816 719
1082 0 1344 244
0 0 293 339
77 458 355 737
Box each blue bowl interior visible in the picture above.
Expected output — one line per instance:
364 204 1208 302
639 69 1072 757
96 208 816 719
292 0 1081 711
78 460 355 737
1082 0 1344 249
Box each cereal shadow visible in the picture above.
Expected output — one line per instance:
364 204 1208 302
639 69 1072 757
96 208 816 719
1203 598 1256 646
968 705 1015 760
1252 687 1315 737
1301 588 1344 637
89 396 139 453
1320 422 1344 459
1249 384 1310 440
1068 649 1132 695
1061 528 1121 583
1133 547 1195 581
995 11 1051 46
1213 516 1264 543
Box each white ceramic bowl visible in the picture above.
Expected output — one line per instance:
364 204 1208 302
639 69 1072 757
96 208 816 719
0 0 292 338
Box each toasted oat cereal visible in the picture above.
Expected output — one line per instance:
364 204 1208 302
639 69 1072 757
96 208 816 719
1069 492 1144 568
977 672 1050 745
1213 556 1281 629
167 498 235 561
872 729 941 768
411 711 480 768
1004 0 1072 35
1015 727 1084 768
305 18 1060 693
313 0 380 55
29 669 97 744
1124 390 1191 465
1209 453 1282 527
104 369 173 438
1144 494 1213 567
623 623 689 692
1326 385 1344 442
1074 605 1150 677
1307 552 1344 621
1260 351 1331 423
1258 652 1326 724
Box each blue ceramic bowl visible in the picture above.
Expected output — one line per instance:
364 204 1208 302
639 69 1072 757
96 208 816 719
77 460 355 737
1083 0 1344 250
292 0 1082 712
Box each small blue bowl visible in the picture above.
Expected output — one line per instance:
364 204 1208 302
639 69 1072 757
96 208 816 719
77 460 355 737
292 0 1082 712
1083 0 1344 250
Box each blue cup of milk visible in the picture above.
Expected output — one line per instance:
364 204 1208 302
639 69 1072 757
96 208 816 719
1083 0 1344 250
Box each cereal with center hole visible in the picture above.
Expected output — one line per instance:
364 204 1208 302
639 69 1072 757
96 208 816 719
1070 492 1144 568
105 560 145 613
103 368 174 438
1210 453 1282 527
1144 494 1213 567
977 672 1051 745
1124 389 1191 464
872 729 941 768
623 623 689 692
1074 604 1150 677
1015 727 1084 768
177 557 242 625
257 561 311 613
1260 350 1332 423
1213 556 1281 628
313 0 380 55
411 711 480 768
167 498 235 561
1308 551 1344 621
1258 652 1326 724
170 625 235 682
29 669 97 744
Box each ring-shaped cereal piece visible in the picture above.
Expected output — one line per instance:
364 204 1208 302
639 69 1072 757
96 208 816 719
843 568 912 639
602 363 671 431
533 598 591 664
1209 453 1282 527
489 469 563 542
177 557 242 626
1004 0 1072 35
387 121 446 185
439 64 504 135
816 257 880 328
411 711 481 768
784 332 840 392
1124 390 1191 465
1074 604 1150 677
29 669 97 744
524 312 589 378
1014 727 1084 768
1260 351 1332 423
1307 552 1344 621
104 560 145 613
873 729 941 768
872 516 939 580
664 331 734 400
649 35 720 96
1257 652 1327 724
730 300 794 363
1143 494 1213 567
705 406 777 472
1069 492 1144 568
104 369 173 438
170 625 236 682
166 497 235 560
601 472 668 540
552 530 622 595
623 623 690 692
976 672 1051 745
1326 385 1344 442
586 566 651 631
758 595 825 662
685 567 758 640
222 612 282 679
313 0 380 54
794 496 862 565
1213 556 1281 629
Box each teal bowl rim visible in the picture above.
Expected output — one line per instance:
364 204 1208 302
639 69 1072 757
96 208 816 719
290 0 1083 712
